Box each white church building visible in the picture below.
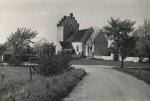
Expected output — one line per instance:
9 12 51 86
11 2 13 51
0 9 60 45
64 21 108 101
56 13 114 60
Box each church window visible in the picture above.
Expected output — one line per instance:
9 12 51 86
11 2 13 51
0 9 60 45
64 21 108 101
77 45 79 52
88 46 90 53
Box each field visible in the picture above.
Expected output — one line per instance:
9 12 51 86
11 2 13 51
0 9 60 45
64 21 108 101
0 66 30 83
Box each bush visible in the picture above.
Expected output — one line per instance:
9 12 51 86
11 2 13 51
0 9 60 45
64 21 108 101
37 51 72 76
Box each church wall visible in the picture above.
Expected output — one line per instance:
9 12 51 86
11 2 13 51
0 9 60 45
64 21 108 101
72 42 83 56
56 26 64 53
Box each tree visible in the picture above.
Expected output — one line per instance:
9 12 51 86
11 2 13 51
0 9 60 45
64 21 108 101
103 17 135 68
34 38 55 56
7 27 38 55
7 27 38 65
134 18 150 62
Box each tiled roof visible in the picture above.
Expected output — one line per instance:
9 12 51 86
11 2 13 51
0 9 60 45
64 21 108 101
60 41 73 49
66 28 93 42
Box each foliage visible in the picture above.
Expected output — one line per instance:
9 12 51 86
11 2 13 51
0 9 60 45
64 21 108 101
7 27 38 65
40 42 55 56
7 27 38 55
8 55 23 66
133 18 150 62
0 44 7 56
33 38 56 56
37 50 72 77
103 17 136 68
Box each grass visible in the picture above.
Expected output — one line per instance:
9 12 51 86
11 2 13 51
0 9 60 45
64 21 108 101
71 58 150 68
113 67 150 86
0 66 30 83
0 66 86 101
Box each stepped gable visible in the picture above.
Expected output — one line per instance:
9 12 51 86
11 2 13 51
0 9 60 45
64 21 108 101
57 13 80 41
57 13 79 27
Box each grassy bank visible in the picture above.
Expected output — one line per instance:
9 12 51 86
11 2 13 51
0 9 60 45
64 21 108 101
71 58 150 68
113 67 150 86
0 68 86 101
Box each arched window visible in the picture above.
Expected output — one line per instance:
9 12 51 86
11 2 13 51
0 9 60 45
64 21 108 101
77 45 79 52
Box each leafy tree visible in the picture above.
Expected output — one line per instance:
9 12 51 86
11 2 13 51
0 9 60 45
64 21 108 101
103 17 136 68
7 27 38 65
134 18 150 62
39 42 55 57
34 38 55 56
7 27 38 55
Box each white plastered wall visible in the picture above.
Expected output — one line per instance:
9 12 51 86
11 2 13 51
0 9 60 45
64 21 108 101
72 42 83 55
56 26 63 53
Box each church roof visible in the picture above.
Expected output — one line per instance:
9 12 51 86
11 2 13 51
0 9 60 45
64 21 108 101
60 41 73 49
66 28 93 42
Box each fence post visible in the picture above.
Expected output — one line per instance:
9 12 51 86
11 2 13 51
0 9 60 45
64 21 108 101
29 58 32 81
29 66 32 80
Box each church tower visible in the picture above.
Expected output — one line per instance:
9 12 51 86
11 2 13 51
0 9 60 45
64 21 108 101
56 13 79 53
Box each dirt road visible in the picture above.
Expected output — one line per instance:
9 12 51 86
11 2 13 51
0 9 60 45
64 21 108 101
63 65 150 101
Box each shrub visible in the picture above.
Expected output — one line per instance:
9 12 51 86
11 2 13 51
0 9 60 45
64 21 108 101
37 51 72 76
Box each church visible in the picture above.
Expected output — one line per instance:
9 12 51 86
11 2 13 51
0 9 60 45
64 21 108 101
56 13 113 59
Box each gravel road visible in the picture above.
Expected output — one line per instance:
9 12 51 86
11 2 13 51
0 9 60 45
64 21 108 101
63 65 150 101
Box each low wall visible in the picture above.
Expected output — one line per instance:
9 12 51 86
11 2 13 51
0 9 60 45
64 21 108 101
120 57 149 63
94 55 149 63
124 57 140 63
94 55 113 61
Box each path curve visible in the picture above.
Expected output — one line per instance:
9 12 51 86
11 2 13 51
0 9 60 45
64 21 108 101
63 65 150 101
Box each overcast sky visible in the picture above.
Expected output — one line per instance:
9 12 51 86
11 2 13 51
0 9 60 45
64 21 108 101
0 0 149 44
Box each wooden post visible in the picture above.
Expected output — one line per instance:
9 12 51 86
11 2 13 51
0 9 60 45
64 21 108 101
29 58 32 81
29 66 32 80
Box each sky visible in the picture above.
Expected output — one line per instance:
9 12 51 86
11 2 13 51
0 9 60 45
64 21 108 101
0 0 149 44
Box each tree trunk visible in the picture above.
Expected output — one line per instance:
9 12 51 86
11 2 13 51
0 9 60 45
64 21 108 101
148 52 150 63
120 56 124 68
139 56 143 63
